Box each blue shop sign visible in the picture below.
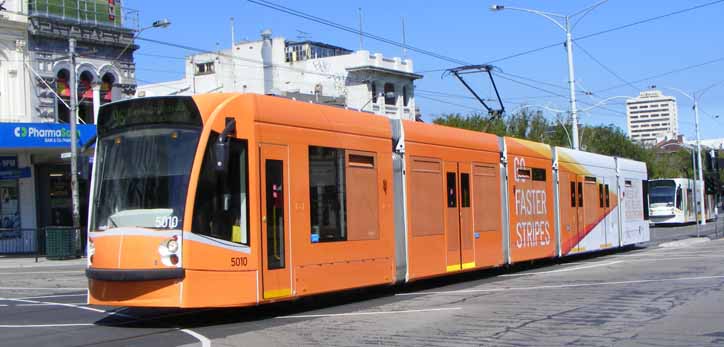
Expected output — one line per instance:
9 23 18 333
0 123 96 148
0 167 31 180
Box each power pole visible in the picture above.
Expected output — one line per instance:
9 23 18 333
564 18 580 150
68 38 81 232
693 100 707 226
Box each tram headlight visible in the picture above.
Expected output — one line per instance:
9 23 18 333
166 238 179 253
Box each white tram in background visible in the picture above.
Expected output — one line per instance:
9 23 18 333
649 178 716 225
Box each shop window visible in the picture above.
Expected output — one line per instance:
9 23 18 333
309 146 347 242
410 157 443 236
0 156 21 236
192 133 250 245
384 83 396 105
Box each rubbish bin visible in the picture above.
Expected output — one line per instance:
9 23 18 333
45 227 80 260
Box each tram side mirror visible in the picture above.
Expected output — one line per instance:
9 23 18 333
214 118 237 173
214 139 230 173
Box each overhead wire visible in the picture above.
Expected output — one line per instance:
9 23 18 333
573 42 639 93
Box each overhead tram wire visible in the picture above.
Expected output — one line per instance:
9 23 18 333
246 0 472 66
594 55 724 94
419 1 724 74
493 72 628 119
573 42 639 93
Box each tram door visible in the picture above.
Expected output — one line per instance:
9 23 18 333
260 144 292 300
444 162 474 271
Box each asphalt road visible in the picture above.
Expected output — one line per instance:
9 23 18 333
1 218 723 347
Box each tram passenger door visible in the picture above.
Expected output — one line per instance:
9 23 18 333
445 162 474 271
260 144 292 300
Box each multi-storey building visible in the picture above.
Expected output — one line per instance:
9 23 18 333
0 0 139 253
138 30 423 120
626 89 679 145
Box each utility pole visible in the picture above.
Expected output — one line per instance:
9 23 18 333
564 18 580 150
68 38 81 232
693 100 707 226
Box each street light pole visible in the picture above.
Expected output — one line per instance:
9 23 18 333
693 99 706 226
68 38 81 232
490 1 608 150
564 18 580 150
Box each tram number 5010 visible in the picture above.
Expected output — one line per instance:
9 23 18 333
230 257 248 267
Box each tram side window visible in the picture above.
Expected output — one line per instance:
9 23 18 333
599 184 604 208
605 184 610 208
676 186 683 209
570 181 576 207
309 146 347 242
192 133 250 245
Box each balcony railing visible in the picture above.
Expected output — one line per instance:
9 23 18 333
28 0 139 30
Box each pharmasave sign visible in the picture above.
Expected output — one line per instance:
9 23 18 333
1 123 96 148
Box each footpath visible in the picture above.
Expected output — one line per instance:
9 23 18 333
0 255 86 269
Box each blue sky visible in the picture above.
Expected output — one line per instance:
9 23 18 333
126 0 724 140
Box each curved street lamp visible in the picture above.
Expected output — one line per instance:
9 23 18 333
509 104 574 148
490 1 609 150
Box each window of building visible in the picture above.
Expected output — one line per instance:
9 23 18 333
403 86 410 107
195 62 215 75
384 83 396 105
309 146 347 242
371 82 378 104
192 133 250 245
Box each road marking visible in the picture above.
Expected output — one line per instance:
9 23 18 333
0 323 94 328
0 304 7 307
277 307 462 319
0 271 82 275
0 298 211 347
180 328 212 347
16 303 87 306
396 275 724 296
0 287 86 291
13 294 87 300
501 261 622 277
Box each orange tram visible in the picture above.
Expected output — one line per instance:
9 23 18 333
86 94 650 308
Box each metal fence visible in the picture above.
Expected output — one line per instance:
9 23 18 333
0 227 86 261
27 0 139 30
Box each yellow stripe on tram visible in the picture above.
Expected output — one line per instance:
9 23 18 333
446 264 461 272
264 288 292 299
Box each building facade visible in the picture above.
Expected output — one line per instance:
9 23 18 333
138 30 423 120
626 89 679 145
0 0 138 253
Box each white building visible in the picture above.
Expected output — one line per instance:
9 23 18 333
626 89 679 145
138 30 423 120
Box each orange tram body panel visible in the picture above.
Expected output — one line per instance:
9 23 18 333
86 94 650 308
